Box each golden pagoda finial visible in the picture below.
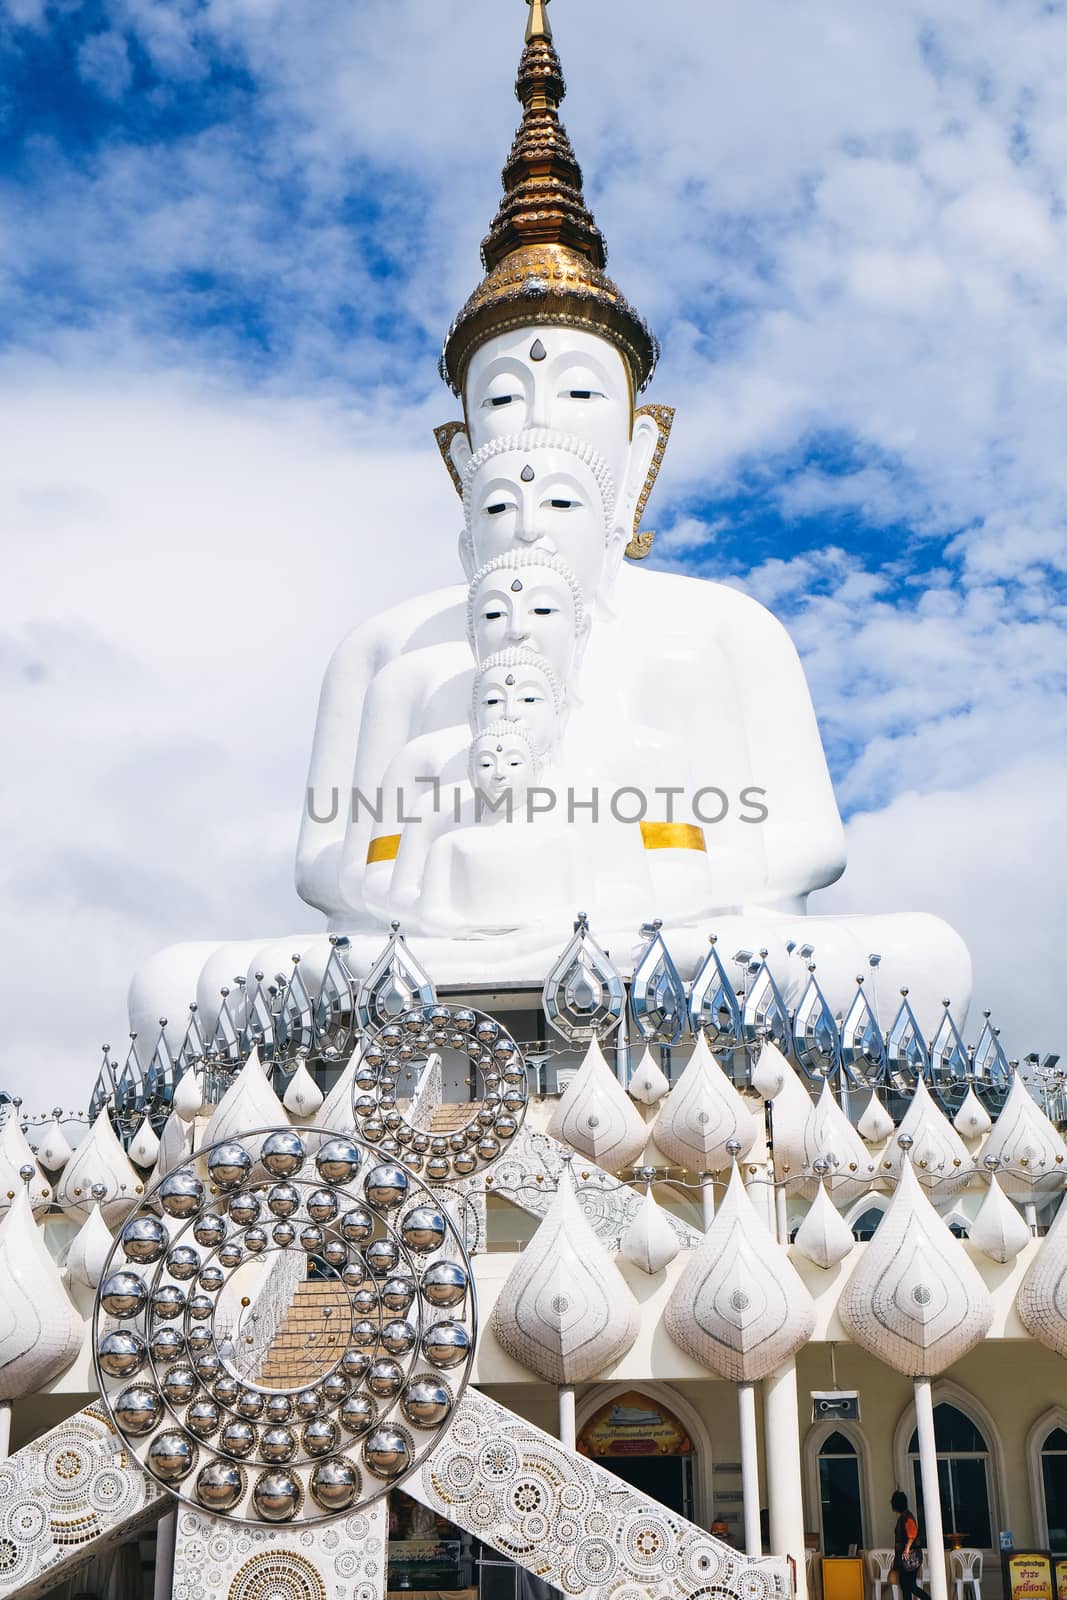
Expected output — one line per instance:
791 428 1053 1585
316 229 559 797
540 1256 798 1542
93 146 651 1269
525 0 552 44
439 0 659 400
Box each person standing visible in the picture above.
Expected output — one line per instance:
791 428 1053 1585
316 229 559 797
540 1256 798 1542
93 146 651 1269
892 1490 932 1600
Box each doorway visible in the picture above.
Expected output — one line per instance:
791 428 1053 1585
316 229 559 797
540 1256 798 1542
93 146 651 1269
578 1389 696 1521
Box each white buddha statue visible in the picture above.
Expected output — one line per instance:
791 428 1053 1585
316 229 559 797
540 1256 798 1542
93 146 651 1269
129 0 970 1044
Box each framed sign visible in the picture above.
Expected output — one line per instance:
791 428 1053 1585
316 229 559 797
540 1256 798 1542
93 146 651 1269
1003 1552 1055 1600
577 1391 693 1458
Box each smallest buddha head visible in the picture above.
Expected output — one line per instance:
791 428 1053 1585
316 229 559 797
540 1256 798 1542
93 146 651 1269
467 723 542 816
466 549 589 683
471 648 564 759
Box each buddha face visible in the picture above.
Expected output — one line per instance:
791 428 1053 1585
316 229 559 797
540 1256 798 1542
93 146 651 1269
450 327 660 605
468 730 539 807
462 444 611 602
467 560 586 682
473 659 560 757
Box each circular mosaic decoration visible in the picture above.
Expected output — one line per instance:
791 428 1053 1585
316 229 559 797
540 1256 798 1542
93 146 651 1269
351 1004 527 1182
93 1127 476 1525
228 1549 326 1600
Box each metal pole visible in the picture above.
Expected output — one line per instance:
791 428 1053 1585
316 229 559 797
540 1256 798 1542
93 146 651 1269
559 1385 576 1451
738 1381 762 1557
0 1402 10 1459
913 1378 948 1600
764 1358 807 1600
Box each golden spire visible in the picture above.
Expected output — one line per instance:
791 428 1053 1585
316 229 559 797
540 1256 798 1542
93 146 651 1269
525 0 551 44
440 0 657 400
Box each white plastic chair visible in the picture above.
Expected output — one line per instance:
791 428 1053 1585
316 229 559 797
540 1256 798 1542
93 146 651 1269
868 1549 901 1600
950 1549 983 1600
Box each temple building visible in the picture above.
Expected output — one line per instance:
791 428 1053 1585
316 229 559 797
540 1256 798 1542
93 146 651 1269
2 7 1065 1600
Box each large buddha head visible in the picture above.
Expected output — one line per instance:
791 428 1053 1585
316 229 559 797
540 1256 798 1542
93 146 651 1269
472 647 565 758
468 724 542 814
436 1 672 607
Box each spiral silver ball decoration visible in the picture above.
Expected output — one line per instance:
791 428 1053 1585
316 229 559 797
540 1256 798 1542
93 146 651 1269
352 1003 528 1182
93 1127 475 1524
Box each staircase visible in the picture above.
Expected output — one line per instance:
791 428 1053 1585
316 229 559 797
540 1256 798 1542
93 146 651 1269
0 1403 165 1600
255 1275 351 1389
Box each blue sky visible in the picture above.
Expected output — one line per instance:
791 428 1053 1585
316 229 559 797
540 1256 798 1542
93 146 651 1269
2 0 1066 1104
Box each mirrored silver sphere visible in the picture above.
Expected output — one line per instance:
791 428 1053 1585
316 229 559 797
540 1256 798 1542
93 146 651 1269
159 1171 204 1219
165 1245 201 1281
252 1469 302 1522
194 1214 227 1248
207 1142 252 1189
340 1208 373 1243
100 1270 147 1319
401 1378 452 1429
162 1367 198 1406
120 1216 167 1264
262 1130 305 1178
219 1420 257 1459
316 1137 362 1184
381 1319 417 1357
363 1426 412 1480
267 1183 299 1218
302 1417 339 1457
97 1329 146 1379
364 1163 408 1209
147 1431 197 1483
420 1260 468 1309
365 1359 404 1400
422 1321 471 1368
399 1206 447 1254
259 1426 296 1463
309 1456 359 1511
196 1458 244 1512
186 1399 221 1438
113 1384 162 1435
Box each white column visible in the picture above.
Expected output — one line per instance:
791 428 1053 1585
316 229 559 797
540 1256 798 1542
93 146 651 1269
764 1358 807 1600
614 1010 630 1088
738 1381 762 1557
701 1174 716 1231
153 1509 177 1600
559 1385 576 1451
913 1378 948 1600
0 1402 11 1460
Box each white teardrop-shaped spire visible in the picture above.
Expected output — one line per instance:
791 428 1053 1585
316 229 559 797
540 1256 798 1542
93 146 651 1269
36 1116 73 1172
954 1087 993 1141
652 1033 758 1173
55 1109 141 1226
803 1081 876 1202
128 1115 160 1170
0 1187 83 1398
664 1165 816 1380
751 1041 810 1182
200 1047 286 1148
982 1074 1067 1199
1017 1192 1067 1356
857 1092 895 1145
970 1174 1030 1264
65 1203 114 1291
156 1109 193 1176
794 1181 855 1269
313 1053 359 1134
173 1068 204 1122
628 1046 670 1106
884 1078 973 1196
490 1162 640 1382
619 1185 681 1274
0 1117 52 1217
838 1158 993 1375
283 1059 325 1118
548 1037 649 1170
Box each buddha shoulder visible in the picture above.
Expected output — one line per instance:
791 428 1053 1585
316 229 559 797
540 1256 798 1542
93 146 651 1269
321 582 468 681
615 566 805 660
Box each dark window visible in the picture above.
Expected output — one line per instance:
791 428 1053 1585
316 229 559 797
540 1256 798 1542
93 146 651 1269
851 1207 885 1241
1042 1430 1067 1551
908 1404 992 1548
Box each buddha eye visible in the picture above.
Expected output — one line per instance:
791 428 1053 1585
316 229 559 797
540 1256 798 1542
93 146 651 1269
532 606 557 616
521 695 539 704
483 609 503 621
483 394 517 408
548 498 576 510
486 503 509 516
564 389 603 400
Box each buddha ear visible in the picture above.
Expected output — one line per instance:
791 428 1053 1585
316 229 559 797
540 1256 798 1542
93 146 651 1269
433 422 471 496
572 610 593 674
623 408 661 525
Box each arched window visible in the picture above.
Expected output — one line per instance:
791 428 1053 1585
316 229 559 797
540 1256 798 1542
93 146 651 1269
818 1431 865 1556
1041 1427 1067 1551
851 1206 885 1242
907 1404 992 1548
